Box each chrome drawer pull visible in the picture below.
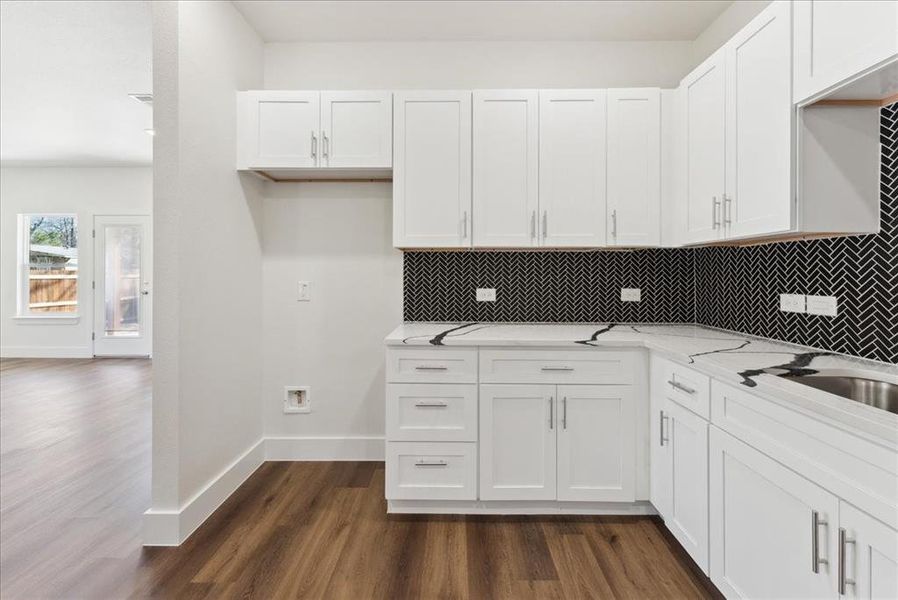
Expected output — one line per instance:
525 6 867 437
839 527 856 593
414 401 448 408
812 511 829 573
660 410 669 446
415 366 448 371
415 459 448 467
541 366 574 371
667 379 696 395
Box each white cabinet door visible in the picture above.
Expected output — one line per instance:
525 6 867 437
606 88 661 247
838 502 898 600
650 384 673 519
664 398 710 574
794 0 898 104
479 384 556 501
538 90 607 247
393 91 472 248
710 427 839 599
681 51 726 245
241 91 320 169
557 385 635 502
725 1 793 239
473 90 539 247
320 91 392 168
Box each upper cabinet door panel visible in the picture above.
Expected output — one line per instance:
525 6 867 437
320 91 392 168
681 52 726 245
242 91 320 169
793 0 898 104
606 88 661 247
393 91 472 248
725 1 793 239
538 90 607 247
473 90 539 248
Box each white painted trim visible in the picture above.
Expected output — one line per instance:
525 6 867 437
265 436 385 461
142 438 265 546
0 345 91 358
11 315 81 324
388 499 657 515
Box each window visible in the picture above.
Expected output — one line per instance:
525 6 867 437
18 215 79 315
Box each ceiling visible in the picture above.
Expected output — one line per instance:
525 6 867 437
233 0 734 43
0 0 152 167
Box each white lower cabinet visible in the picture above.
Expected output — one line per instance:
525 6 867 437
838 502 898 600
709 426 839 599
386 441 477 501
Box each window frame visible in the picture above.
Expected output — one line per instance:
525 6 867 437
16 213 81 320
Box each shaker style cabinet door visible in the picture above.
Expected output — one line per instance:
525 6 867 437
725 0 793 239
606 88 661 247
393 91 472 248
793 0 898 104
320 91 392 168
837 501 898 600
538 90 607 247
680 51 726 245
473 90 539 248
479 384 556 501
240 91 320 169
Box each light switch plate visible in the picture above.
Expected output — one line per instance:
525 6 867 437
297 281 311 302
807 295 838 316
476 288 496 302
621 288 641 302
779 293 806 313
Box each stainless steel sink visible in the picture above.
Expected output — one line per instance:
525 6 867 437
783 371 898 415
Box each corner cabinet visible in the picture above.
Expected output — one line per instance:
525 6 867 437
392 91 472 248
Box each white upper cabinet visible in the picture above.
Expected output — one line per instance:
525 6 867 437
725 0 793 239
538 90 607 247
606 88 661 247
319 91 392 168
473 90 540 247
793 0 898 104
393 91 472 248
239 91 320 169
681 51 726 245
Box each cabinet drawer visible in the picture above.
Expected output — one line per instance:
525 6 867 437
652 355 711 419
479 349 635 384
386 347 477 383
711 380 898 529
386 442 477 500
386 384 477 442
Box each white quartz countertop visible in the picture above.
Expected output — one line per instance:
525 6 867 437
386 322 898 445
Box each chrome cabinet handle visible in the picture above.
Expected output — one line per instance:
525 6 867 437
667 379 696 395
541 366 574 371
812 511 829 573
712 196 721 229
414 401 448 408
322 131 329 162
462 211 468 239
311 130 317 160
415 459 448 467
839 527 856 594
611 209 618 238
660 410 669 446
723 193 732 226
562 397 567 430
415 365 448 371
548 396 554 430
530 210 536 239
542 210 548 240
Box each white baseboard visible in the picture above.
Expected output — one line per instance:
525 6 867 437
0 345 92 358
387 499 657 516
142 438 265 546
265 436 384 461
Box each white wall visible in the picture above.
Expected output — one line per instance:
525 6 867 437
691 0 772 65
0 167 152 357
147 0 265 544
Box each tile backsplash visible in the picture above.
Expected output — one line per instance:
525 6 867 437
403 105 897 364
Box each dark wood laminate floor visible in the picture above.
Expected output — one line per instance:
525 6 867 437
1 357 719 599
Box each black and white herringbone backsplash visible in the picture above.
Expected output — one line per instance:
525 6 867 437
403 105 898 364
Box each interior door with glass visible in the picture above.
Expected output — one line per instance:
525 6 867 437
93 215 151 356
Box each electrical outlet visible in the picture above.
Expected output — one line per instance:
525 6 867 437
806 295 838 316
297 281 311 302
779 293 806 313
621 288 641 302
476 288 497 302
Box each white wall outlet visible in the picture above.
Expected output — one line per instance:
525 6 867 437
284 386 310 413
621 288 641 302
779 293 806 313
297 281 311 302
806 295 838 316
476 288 497 302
